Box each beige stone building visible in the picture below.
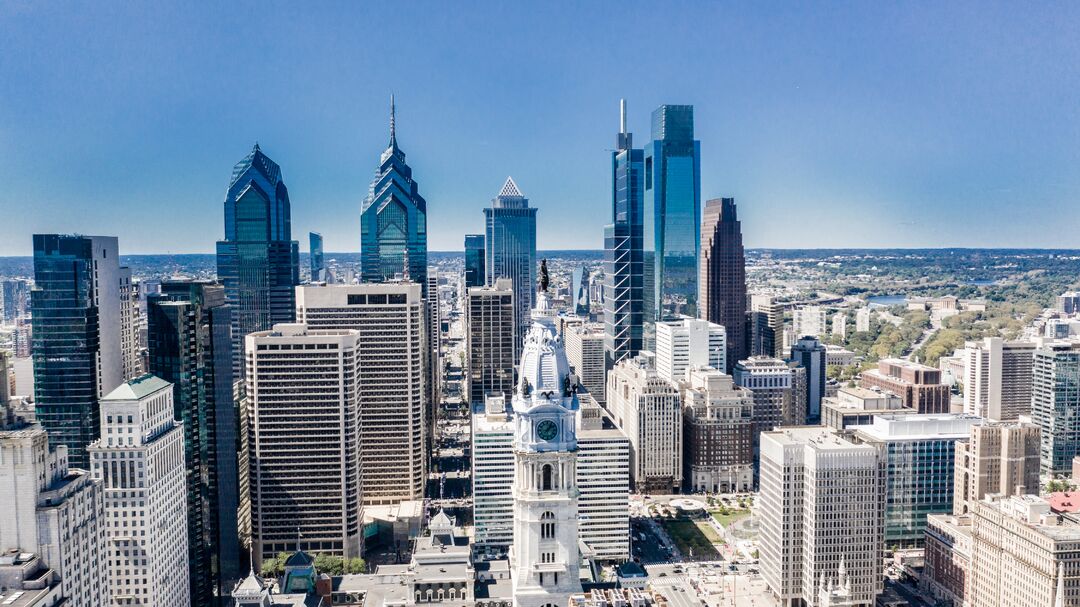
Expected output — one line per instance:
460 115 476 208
953 423 1041 515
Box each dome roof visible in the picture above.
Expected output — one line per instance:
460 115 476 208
517 321 571 397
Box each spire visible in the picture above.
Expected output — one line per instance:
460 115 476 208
620 98 627 134
837 555 848 589
389 94 397 148
1055 561 1066 607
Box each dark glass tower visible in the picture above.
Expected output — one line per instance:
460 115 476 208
31 234 123 469
464 234 486 288
643 104 701 323
146 281 238 606
699 197 747 372
572 266 590 316
309 231 325 282
215 143 300 375
604 99 646 367
484 177 537 359
790 336 826 423
360 97 428 293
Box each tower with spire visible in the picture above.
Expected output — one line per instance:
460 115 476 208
360 95 428 294
484 176 537 360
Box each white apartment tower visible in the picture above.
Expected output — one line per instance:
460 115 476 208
510 294 583 607
654 318 726 384
564 322 606 403
759 427 885 607
962 337 1035 421
245 324 364 567
607 356 683 493
794 306 828 338
855 307 872 333
89 375 189 607
295 283 426 504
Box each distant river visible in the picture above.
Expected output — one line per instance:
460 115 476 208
865 295 907 306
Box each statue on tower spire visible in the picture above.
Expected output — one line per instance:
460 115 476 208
539 259 549 293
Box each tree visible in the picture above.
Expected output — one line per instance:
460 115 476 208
260 552 290 577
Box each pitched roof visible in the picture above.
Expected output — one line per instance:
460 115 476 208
498 176 523 198
102 374 171 401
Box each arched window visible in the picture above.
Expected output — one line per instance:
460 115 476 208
541 511 555 539
542 464 553 491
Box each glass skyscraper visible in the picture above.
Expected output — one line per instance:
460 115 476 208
604 100 645 367
464 234 486 288
215 143 300 375
146 280 238 605
643 104 701 323
572 266 590 316
484 177 536 359
31 234 124 469
360 97 428 294
309 231 325 282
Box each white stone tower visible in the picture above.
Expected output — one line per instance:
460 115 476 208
510 291 583 607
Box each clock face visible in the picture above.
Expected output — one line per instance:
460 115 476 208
536 419 559 442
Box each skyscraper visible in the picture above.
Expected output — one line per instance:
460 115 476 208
215 143 300 375
484 177 536 358
464 234 486 289
643 104 701 322
699 197 746 372
360 97 428 292
465 279 516 406
654 317 727 384
961 337 1035 422
31 234 124 469
564 322 606 404
571 266 590 316
603 100 646 368
790 336 827 423
1030 340 1080 475
606 356 683 493
146 280 239 603
309 231 324 282
749 294 784 359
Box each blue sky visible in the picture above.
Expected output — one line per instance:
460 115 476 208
1 1 1078 255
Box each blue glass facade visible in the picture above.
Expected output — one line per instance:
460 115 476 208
643 105 701 322
1032 343 1080 475
572 266 589 316
360 100 428 294
464 234 486 288
147 281 238 605
484 177 536 359
215 143 300 375
604 102 646 367
309 231 324 282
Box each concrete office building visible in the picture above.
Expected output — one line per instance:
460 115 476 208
654 318 726 384
852 414 980 547
465 279 516 406
793 306 827 339
860 359 951 414
821 386 912 431
759 427 885 607
962 337 1035 421
733 357 805 438
245 324 364 567
698 197 746 372
295 283 426 504
953 422 1041 515
90 375 189 607
565 323 606 404
680 367 754 493
471 395 516 549
606 356 682 493
791 336 826 423
1031 340 1080 475
749 295 784 359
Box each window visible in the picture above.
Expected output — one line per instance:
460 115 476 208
542 464 553 491
541 511 555 539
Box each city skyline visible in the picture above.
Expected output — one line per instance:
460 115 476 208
3 3 1080 255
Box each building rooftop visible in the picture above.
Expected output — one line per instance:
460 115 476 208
851 413 981 441
102 373 170 401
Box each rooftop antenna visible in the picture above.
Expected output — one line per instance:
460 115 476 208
389 93 397 147
620 98 627 134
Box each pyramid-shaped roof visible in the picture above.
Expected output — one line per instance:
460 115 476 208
498 176 523 198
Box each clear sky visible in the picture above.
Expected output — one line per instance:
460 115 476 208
1 2 1078 255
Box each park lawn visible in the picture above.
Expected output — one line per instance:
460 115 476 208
659 517 722 560
710 510 750 528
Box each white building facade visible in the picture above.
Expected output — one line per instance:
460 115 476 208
654 318 726 384
606 356 682 493
564 323 606 403
961 337 1035 422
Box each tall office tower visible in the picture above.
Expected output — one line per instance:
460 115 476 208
564 322 606 403
855 307 872 332
861 359 952 413
604 100 646 369
360 98 428 291
831 312 848 340
852 414 979 548
1031 340 1080 475
215 143 300 376
643 104 700 322
510 298 583 607
472 394 516 549
119 266 143 379
759 427 885 607
465 279 515 406
309 232 324 282
2 279 30 323
464 234 486 288
749 294 784 358
1058 291 1080 315
31 234 124 469
0 422 108 607
962 337 1035 421
680 367 754 493
790 336 826 423
295 284 425 504
606 356 682 493
146 280 239 602
953 422 1041 515
969 495 1080 607
793 306 827 338
484 177 536 358
734 356 804 439
576 397 631 561
571 266 590 316
698 197 746 372
90 375 189 607
245 324 363 567
654 318 726 383
426 270 441 465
